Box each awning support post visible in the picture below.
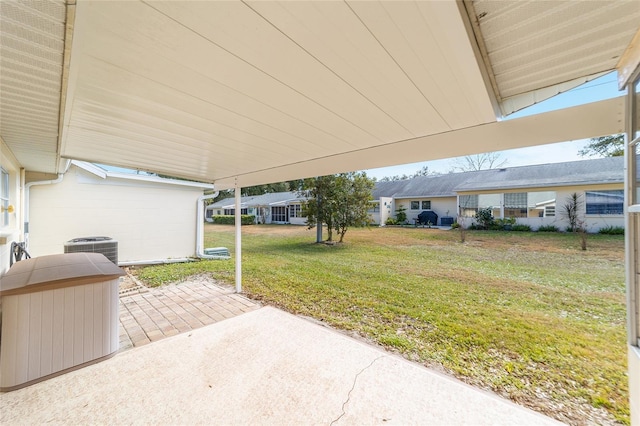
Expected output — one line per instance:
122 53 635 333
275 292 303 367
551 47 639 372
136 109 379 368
235 179 242 293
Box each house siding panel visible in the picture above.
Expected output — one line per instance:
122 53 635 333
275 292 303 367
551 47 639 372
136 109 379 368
28 165 204 262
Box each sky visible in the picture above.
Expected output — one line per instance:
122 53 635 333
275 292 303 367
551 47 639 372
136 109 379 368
363 72 622 180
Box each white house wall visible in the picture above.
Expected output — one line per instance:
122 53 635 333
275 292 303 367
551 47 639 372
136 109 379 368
28 165 204 263
520 188 624 232
0 139 24 275
395 198 457 225
289 217 306 226
458 185 625 232
553 188 624 232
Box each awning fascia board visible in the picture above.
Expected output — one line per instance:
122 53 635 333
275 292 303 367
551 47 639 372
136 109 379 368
215 96 625 189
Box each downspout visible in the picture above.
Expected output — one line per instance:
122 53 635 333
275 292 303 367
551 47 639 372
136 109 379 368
24 159 71 252
196 191 227 259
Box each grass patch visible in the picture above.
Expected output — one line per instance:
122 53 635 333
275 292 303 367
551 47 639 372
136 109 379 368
135 224 628 424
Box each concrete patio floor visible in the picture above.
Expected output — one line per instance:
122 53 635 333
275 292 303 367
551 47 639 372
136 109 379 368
1 280 561 425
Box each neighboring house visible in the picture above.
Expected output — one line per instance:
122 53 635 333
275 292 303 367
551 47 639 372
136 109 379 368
207 191 307 225
372 171 479 226
204 158 627 232
27 161 214 266
373 157 626 232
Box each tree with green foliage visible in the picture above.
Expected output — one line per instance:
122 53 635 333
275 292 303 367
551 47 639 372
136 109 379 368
578 134 624 157
212 179 306 203
300 172 374 243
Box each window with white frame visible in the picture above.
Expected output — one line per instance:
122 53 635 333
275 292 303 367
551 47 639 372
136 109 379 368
1 168 9 227
459 195 478 217
410 200 420 210
479 194 501 218
421 200 431 209
528 191 556 218
585 190 624 215
223 208 248 215
289 204 302 218
271 206 287 222
504 192 527 218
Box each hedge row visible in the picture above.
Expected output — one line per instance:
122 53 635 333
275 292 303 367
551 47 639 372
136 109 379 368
211 215 255 225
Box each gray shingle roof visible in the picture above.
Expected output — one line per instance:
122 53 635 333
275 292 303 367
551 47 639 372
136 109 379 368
374 157 625 198
454 157 624 192
373 170 491 198
207 191 305 209
209 158 625 207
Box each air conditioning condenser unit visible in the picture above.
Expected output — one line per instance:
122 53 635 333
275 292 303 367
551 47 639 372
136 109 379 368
64 236 118 265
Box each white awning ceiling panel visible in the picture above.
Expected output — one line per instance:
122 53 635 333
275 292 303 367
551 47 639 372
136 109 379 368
0 0 66 173
59 0 496 182
471 0 640 114
1 1 638 186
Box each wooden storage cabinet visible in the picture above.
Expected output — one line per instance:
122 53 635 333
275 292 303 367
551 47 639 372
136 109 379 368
0 253 124 391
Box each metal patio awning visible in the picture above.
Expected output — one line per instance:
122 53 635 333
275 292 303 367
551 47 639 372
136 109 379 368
1 1 638 186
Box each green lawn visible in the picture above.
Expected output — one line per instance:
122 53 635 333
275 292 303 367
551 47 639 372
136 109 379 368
134 224 628 424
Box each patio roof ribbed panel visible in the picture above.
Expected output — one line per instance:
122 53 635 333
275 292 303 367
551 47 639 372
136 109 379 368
1 1 638 186
59 0 495 183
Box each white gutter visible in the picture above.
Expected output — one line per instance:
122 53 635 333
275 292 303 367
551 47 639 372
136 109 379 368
24 160 71 251
196 192 230 259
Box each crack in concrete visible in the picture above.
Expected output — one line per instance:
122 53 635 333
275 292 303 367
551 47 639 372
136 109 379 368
330 355 386 425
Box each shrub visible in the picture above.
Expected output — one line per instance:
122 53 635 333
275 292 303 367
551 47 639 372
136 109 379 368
450 222 460 229
511 224 532 232
495 217 516 227
212 215 255 225
474 207 494 229
537 225 559 232
599 225 624 235
395 206 407 224
385 218 398 225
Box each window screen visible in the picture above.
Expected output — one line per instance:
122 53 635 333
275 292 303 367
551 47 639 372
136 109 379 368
504 192 527 208
585 190 624 215
289 205 302 217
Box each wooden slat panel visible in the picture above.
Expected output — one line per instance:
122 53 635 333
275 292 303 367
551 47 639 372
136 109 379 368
72 286 83 366
82 285 94 362
27 292 42 381
51 288 65 372
62 286 74 369
0 295 19 387
40 290 54 376
93 281 104 356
